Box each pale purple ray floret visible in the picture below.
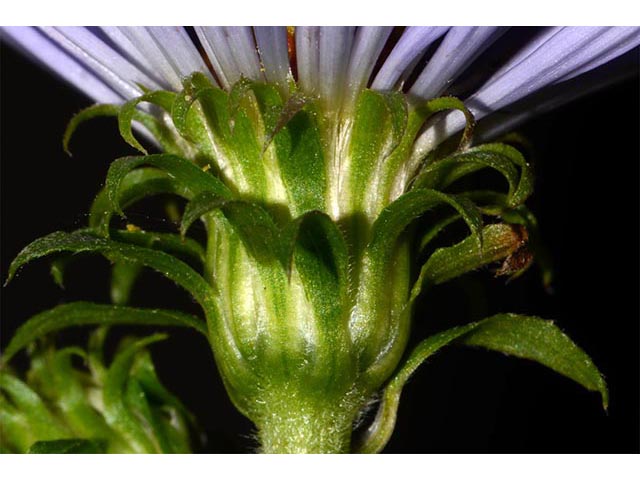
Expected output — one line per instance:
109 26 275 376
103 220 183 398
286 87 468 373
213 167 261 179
2 26 639 153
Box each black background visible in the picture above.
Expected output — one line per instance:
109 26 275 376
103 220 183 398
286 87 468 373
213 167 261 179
1 40 638 453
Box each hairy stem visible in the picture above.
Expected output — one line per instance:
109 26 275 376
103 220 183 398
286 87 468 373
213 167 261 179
255 389 358 454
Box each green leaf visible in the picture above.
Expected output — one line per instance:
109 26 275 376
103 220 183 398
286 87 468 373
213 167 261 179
401 96 478 183
103 334 167 453
117 90 178 154
27 438 107 454
122 377 170 452
110 229 205 266
414 96 476 151
415 150 518 194
417 188 524 256
6 229 252 394
175 76 325 213
180 190 226 237
131 351 195 428
1 393 33 452
50 237 172 291
2 328 195 454
223 201 285 266
1 302 207 363
369 91 410 186
63 104 119 155
173 73 230 142
106 154 232 216
90 168 190 236
282 211 352 375
367 189 483 268
87 327 109 384
49 255 75 289
417 212 461 254
480 143 534 207
347 90 408 213
235 81 286 150
177 75 269 190
272 106 327 214
0 374 71 446
416 223 528 288
50 351 113 437
63 104 171 156
461 314 608 408
228 77 259 123
283 211 349 283
171 76 201 138
356 313 607 453
413 143 534 207
110 261 143 306
353 189 481 362
182 194 284 266
26 348 115 441
167 74 219 164
126 351 194 453
355 323 478 454
7 231 215 311
263 90 308 150
226 91 274 201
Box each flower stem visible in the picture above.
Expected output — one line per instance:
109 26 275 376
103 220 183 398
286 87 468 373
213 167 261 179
255 390 357 454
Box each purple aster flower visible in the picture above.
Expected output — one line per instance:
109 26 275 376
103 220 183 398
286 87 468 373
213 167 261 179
2 26 639 454
3 26 639 149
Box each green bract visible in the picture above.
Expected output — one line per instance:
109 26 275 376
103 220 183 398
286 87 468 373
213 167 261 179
5 75 606 453
0 329 195 453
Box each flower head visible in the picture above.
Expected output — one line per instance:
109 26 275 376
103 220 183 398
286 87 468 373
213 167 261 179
2 26 637 453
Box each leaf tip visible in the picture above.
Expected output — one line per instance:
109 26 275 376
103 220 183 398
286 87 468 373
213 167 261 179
4 267 17 287
62 140 74 157
62 119 77 157
598 378 609 413
126 139 148 156
179 220 189 239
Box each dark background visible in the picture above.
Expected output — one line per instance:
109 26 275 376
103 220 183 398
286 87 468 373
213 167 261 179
1 40 638 453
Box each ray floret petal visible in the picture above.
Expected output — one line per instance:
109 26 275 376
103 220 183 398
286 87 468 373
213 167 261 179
3 26 639 142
